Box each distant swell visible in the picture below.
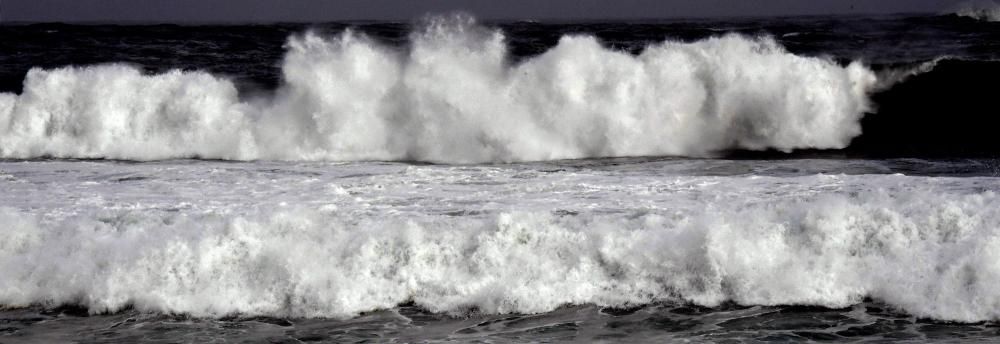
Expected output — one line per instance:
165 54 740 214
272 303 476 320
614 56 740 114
2 187 999 321
0 16 876 163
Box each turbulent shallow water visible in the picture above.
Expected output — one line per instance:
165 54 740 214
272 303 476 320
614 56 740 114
2 158 1000 343
0 11 999 343
6 302 1000 343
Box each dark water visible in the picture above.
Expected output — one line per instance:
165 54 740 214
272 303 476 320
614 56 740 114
4 302 1000 343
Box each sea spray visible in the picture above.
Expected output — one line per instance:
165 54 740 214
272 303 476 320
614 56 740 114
0 16 877 163
955 0 1000 21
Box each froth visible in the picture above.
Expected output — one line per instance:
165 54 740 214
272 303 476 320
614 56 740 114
1 187 999 321
0 16 877 163
0 66 256 160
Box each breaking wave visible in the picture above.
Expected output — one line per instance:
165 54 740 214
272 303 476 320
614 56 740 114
0 16 876 163
2 187 999 321
954 1 1000 21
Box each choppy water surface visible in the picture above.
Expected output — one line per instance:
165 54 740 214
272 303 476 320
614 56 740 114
5 302 1000 343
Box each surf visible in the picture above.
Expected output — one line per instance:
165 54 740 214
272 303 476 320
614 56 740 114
1 173 999 321
0 15 877 163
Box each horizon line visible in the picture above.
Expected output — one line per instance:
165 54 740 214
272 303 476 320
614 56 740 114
0 11 942 26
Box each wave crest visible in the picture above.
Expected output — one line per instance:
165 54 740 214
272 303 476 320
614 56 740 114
0 16 877 163
954 1 1000 21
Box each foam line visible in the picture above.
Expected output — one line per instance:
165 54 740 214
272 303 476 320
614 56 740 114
1 187 998 320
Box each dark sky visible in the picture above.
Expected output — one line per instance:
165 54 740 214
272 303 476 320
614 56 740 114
3 0 971 22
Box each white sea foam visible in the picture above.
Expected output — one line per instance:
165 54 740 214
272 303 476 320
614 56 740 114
955 1 1000 21
0 66 256 160
0 160 999 321
1 187 999 321
0 16 877 163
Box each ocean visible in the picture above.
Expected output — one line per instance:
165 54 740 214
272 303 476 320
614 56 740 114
1 10 999 343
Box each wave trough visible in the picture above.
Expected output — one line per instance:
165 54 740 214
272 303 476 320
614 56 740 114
0 16 876 163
